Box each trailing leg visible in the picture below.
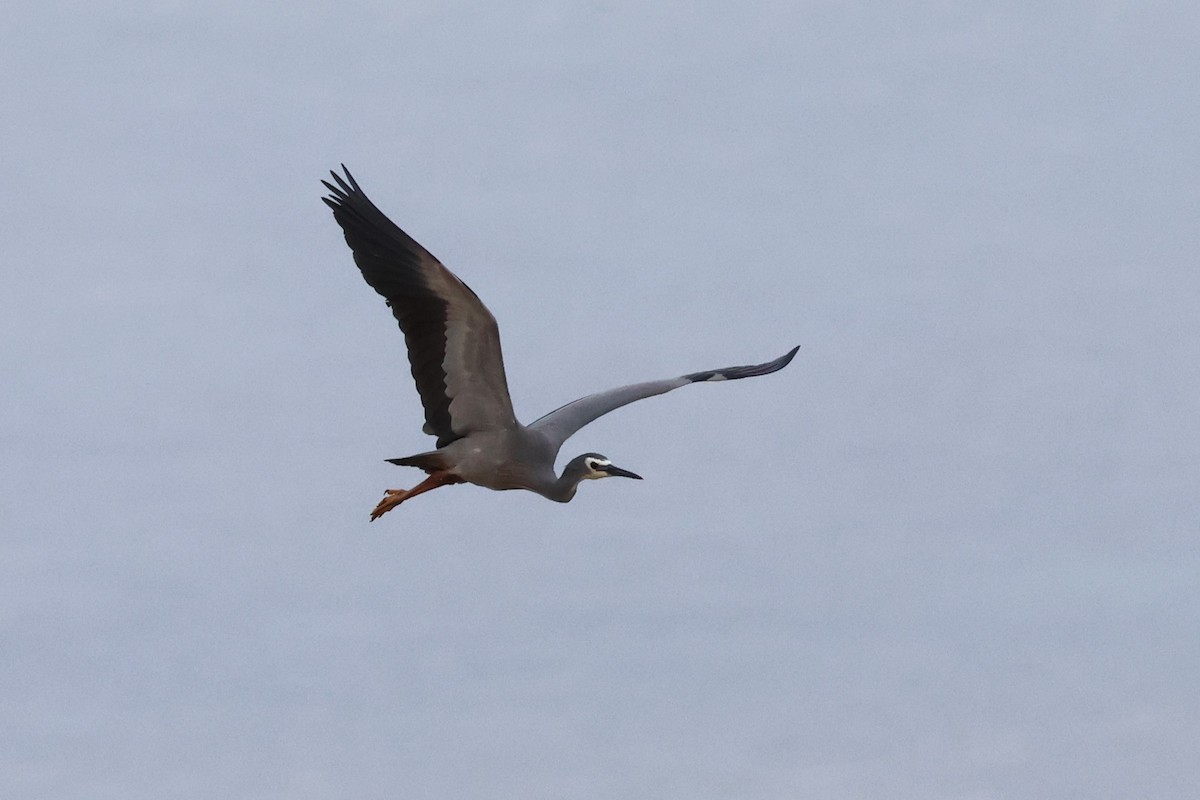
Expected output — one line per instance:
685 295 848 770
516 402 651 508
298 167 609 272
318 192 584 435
369 470 462 521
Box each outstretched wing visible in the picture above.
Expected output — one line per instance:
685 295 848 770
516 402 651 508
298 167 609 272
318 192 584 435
322 167 517 447
528 346 800 452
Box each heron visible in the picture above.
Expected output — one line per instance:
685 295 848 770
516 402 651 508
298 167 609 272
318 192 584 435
321 166 799 520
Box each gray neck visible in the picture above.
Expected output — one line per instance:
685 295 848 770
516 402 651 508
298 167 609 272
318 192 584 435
539 466 585 503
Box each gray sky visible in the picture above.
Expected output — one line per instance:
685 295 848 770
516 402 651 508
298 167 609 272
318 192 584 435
4 2 1198 798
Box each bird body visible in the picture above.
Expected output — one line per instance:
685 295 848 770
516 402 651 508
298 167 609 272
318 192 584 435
322 167 798 519
407 428 557 493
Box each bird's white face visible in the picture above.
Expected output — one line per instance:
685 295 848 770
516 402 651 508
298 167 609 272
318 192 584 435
583 456 613 479
580 455 643 482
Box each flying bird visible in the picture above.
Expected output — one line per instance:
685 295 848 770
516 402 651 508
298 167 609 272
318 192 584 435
322 167 799 520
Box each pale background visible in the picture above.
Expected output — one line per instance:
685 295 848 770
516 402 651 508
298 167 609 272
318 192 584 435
3 2 1198 798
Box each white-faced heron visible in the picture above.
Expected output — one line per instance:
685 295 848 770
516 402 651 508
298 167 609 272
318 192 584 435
322 167 799 519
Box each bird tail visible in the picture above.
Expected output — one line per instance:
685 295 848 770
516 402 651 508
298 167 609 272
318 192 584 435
386 450 451 474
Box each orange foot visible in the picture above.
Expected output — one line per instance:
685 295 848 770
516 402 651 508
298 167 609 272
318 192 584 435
368 470 464 521
370 489 409 521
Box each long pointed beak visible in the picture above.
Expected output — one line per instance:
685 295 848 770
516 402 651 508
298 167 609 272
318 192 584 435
603 464 643 480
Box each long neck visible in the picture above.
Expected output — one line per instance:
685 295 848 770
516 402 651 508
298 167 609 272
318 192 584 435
539 469 582 503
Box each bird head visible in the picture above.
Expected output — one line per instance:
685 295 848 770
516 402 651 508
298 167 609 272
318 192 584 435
574 453 643 482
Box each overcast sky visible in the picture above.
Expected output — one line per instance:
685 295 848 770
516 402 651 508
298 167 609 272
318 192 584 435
3 2 1198 798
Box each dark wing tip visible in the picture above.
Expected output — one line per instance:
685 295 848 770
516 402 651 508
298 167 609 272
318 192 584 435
321 165 361 208
777 345 801 369
336 164 360 192
684 345 801 383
